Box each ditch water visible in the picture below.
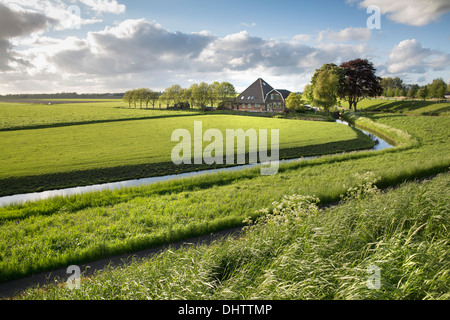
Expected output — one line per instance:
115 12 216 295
0 120 394 207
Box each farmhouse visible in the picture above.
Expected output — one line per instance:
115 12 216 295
232 78 291 113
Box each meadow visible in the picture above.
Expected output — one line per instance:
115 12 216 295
0 109 448 287
0 100 201 131
0 107 372 196
19 172 449 300
339 98 450 115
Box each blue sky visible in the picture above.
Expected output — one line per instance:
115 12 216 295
0 0 449 93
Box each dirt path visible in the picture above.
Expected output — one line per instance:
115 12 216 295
0 227 242 299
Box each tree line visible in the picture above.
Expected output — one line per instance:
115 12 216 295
286 58 449 114
380 77 449 100
123 82 236 109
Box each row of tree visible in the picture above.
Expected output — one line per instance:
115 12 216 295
380 77 449 100
123 82 237 109
123 88 160 108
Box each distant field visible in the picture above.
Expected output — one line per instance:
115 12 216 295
0 100 199 131
340 99 450 115
0 114 372 196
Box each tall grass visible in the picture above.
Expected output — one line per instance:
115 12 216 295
19 172 449 300
343 112 418 148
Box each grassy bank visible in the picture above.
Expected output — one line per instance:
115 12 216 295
0 113 448 284
18 172 450 300
340 99 450 115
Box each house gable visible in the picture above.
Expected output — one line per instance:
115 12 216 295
234 78 291 113
237 78 274 105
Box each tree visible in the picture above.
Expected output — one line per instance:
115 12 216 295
285 92 305 112
380 77 394 96
428 78 447 99
123 90 134 108
302 84 314 104
147 90 160 109
407 84 420 99
392 77 404 91
310 63 345 113
339 59 382 112
165 84 183 107
159 91 170 108
193 82 210 109
215 82 237 107
385 87 394 98
187 84 199 108
208 82 219 107
133 88 146 108
417 86 429 100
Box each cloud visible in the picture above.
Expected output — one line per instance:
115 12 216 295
291 34 312 43
0 3 55 71
0 2 54 38
0 18 376 93
326 27 372 42
51 19 217 75
357 0 450 26
78 0 126 14
316 27 371 43
386 39 450 74
240 22 256 28
0 0 125 30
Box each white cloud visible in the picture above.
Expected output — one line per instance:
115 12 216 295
0 0 125 30
291 34 312 43
0 18 377 93
241 22 256 28
358 0 450 26
326 27 372 42
387 39 450 74
78 0 126 14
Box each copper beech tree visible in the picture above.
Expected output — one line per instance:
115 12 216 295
339 59 382 112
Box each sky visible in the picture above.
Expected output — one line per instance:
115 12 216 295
0 0 449 94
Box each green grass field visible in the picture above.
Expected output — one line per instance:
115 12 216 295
0 111 448 286
0 110 372 196
340 99 450 115
18 172 449 300
0 100 200 131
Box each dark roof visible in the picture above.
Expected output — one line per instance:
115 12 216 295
269 89 291 100
237 78 274 104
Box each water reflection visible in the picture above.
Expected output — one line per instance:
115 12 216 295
0 120 394 207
